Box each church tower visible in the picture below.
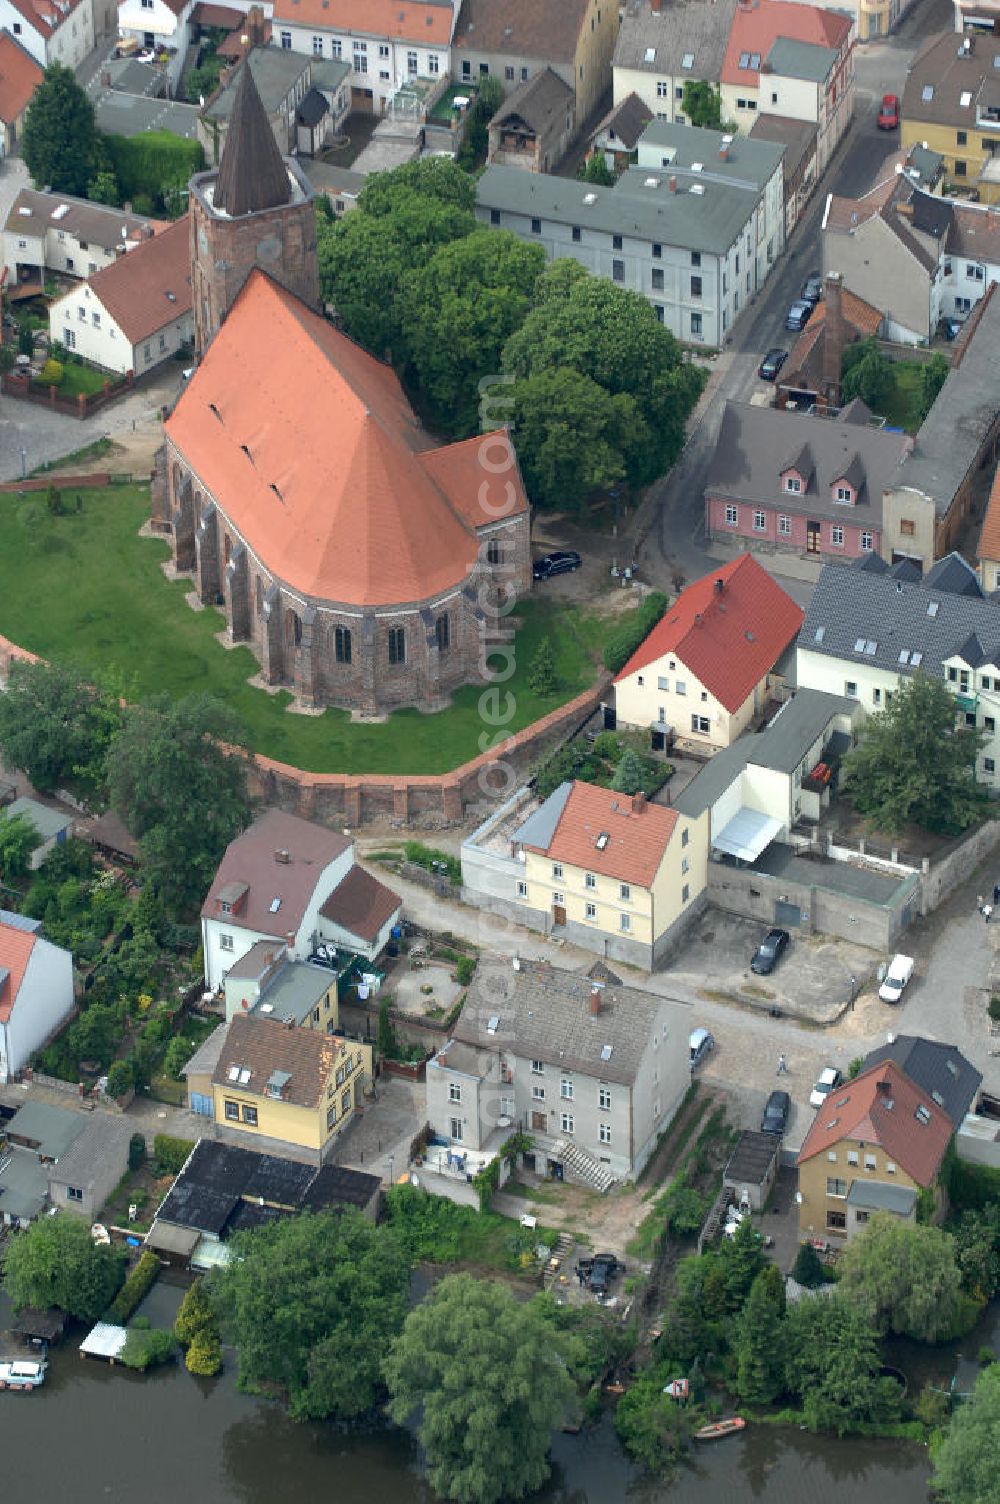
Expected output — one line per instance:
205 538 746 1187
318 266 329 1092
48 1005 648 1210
188 57 320 356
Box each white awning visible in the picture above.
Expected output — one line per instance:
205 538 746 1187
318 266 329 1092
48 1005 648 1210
713 808 782 863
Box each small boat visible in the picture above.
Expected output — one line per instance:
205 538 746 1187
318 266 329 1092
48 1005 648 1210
0 1359 46 1391
694 1417 746 1441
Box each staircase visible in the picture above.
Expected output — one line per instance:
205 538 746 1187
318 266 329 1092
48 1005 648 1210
551 1138 616 1193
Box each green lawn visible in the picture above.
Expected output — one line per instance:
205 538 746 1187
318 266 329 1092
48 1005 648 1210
0 484 607 774
56 361 113 399
878 362 927 434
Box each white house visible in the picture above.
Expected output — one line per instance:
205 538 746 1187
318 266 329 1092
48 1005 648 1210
49 215 192 376
0 912 75 1084
3 188 160 289
0 0 94 68
201 809 401 991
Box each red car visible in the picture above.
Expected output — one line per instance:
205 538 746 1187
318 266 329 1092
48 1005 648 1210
878 93 900 130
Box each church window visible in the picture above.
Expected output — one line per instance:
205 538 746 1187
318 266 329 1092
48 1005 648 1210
335 626 352 664
487 537 502 565
435 613 450 653
286 610 302 648
255 578 264 617
388 627 406 666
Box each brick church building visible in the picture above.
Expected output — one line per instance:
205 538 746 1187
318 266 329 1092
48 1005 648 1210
153 60 531 717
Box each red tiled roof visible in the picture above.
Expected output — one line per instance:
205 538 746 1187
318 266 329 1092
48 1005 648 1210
271 0 453 43
319 865 401 944
0 922 36 1024
614 555 804 713
796 1060 952 1187
978 461 1000 566
524 780 679 888
785 286 884 381
202 809 353 936
84 215 191 346
165 271 527 608
0 31 43 124
7 0 85 39
721 0 851 88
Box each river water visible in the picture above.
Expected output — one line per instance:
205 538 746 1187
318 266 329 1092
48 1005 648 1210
2 1274 973 1504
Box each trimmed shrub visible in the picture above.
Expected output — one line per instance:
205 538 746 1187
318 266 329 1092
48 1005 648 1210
106 1059 134 1100
121 1327 176 1370
174 1279 217 1347
109 1249 161 1322
103 130 204 213
185 1329 223 1376
128 1133 146 1172
39 358 64 385
153 1133 195 1175
454 955 476 987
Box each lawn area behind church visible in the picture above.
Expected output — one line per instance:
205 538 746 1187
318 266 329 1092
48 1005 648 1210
0 482 609 775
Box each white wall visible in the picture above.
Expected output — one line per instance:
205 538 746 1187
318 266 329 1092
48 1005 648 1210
631 998 689 1177
0 0 98 69
50 284 193 376
0 936 75 1082
275 23 448 111
118 0 191 43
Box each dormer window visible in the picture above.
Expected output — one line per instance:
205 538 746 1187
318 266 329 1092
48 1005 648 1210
783 473 802 494
834 484 853 504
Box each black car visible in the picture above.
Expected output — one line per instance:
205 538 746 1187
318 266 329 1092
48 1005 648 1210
533 550 582 581
761 1089 791 1136
785 299 813 332
801 274 823 305
750 927 790 975
758 347 788 382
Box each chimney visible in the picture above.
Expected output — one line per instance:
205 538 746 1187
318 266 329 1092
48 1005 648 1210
668 175 677 193
694 611 703 625
822 271 844 410
632 792 647 814
650 0 661 11
590 987 602 1017
275 848 291 863
714 577 724 594
244 3 266 45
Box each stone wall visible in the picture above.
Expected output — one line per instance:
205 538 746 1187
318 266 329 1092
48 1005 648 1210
921 818 1000 914
706 858 918 951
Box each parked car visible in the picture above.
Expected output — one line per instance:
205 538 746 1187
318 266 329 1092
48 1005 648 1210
750 927 790 975
758 347 788 381
533 550 582 581
785 300 813 332
877 93 900 130
878 954 914 1004
761 1089 791 1136
801 274 823 305
690 1027 715 1070
809 1067 843 1108
576 1252 621 1296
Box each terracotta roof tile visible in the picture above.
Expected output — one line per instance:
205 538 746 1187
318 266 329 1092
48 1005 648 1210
319 865 401 943
0 31 43 124
82 215 191 346
978 462 1000 566
796 1060 952 1187
165 271 527 607
452 0 591 61
0 921 36 1024
721 0 851 88
784 287 884 387
213 1013 337 1109
523 780 679 887
201 809 353 935
272 0 453 43
614 554 804 713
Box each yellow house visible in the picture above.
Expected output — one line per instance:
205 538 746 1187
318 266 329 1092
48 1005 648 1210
516 779 709 969
614 554 804 757
211 1013 372 1163
796 1060 952 1244
901 33 1000 198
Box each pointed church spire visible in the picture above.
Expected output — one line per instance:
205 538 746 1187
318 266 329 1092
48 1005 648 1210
214 55 292 218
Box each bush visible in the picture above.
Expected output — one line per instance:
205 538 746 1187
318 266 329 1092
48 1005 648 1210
162 1035 194 1080
402 840 461 885
978 1345 996 1366
121 1327 176 1371
108 1249 161 1322
791 1241 827 1289
153 1133 195 1175
454 955 476 986
106 1059 134 1100
128 1133 146 1172
39 358 63 385
103 130 204 213
174 1278 218 1347
602 591 668 674
185 1329 223 1376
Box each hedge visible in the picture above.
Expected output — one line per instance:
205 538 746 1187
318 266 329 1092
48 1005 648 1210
103 130 205 208
109 1249 161 1323
154 1133 195 1174
602 591 668 674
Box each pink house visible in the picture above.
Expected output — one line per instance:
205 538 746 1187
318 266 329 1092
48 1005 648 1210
705 399 911 564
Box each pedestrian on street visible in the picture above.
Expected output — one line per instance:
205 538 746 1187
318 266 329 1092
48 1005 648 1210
993 883 1000 907
777 1053 788 1075
982 904 993 925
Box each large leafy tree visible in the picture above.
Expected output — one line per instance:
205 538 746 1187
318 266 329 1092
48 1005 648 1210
841 336 895 409
22 63 99 196
840 670 987 834
837 1213 963 1342
932 1362 1000 1504
0 812 40 880
383 1274 576 1504
735 1263 787 1404
509 365 635 512
399 230 545 435
0 659 123 796
359 156 477 215
104 694 252 916
211 1211 409 1421
3 1213 126 1320
784 1292 902 1435
681 80 724 129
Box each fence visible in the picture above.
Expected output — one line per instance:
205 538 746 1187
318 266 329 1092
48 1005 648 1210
1 369 132 419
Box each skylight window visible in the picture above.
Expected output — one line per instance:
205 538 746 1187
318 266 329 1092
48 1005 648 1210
854 637 866 652
932 1090 945 1105
487 1016 500 1035
927 601 939 617
238 1067 251 1085
899 649 910 664
946 1058 959 1077
600 1045 613 1061
911 651 923 667
227 1065 240 1082
269 897 282 913
644 46 655 63
595 832 610 850
681 51 694 68
738 50 750 67
749 52 760 68
915 1104 931 1125
814 626 826 644
922 84 934 101
864 641 877 655
960 90 972 107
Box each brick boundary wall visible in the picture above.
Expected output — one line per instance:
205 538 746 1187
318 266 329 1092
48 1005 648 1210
0 630 608 828
0 473 114 495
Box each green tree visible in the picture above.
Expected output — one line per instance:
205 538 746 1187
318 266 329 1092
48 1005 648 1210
921 351 950 418
87 169 120 206
122 1327 176 1370
359 156 477 215
840 671 987 835
837 1213 963 1342
163 1035 194 1080
841 336 896 409
952 1205 1000 1305
175 1278 218 1346
457 75 504 169
384 1274 576 1504
399 230 545 435
735 1263 787 1404
105 694 253 916
578 153 615 186
790 1241 826 1289
211 1210 409 1420
681 80 724 129
0 659 124 796
3 1213 126 1320
611 747 646 795
22 63 98 196
527 638 558 696
0 812 41 880
65 1001 123 1069
376 994 398 1060
784 1292 902 1435
509 364 633 512
932 1362 1000 1504
105 1059 134 1099
186 1328 223 1375
720 1214 767 1310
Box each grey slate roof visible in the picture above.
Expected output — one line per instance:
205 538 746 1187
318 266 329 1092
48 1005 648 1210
181 1021 229 1081
491 65 574 133
673 738 755 818
455 958 688 1086
637 118 786 191
861 1035 982 1129
705 401 909 526
766 36 837 83
751 689 857 774
592 91 653 151
800 554 1000 683
515 780 572 849
203 43 307 119
478 161 764 256
846 1179 918 1215
0 1149 48 1222
214 54 292 215
749 113 817 181
296 87 329 128
613 0 738 80
93 89 201 140
6 796 74 841
48 1115 131 1191
723 1129 779 1185
895 285 1000 517
6 1102 84 1159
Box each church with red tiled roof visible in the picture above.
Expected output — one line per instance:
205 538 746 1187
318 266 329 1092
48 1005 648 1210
155 57 531 716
